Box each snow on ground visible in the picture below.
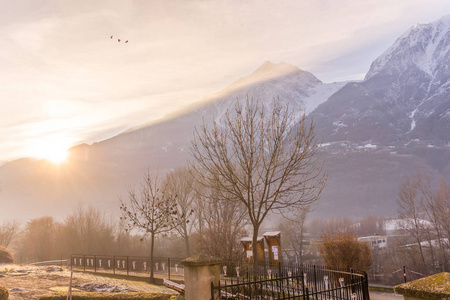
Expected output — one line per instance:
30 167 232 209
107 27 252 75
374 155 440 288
0 264 178 300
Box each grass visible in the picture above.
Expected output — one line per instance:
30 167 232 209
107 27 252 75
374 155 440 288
368 286 394 293
394 272 450 300
37 292 180 300
0 286 8 300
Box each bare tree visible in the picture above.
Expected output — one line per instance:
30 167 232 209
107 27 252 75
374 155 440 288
120 171 178 282
419 176 450 272
0 221 20 248
278 206 311 265
164 167 196 256
397 175 428 271
357 215 385 237
190 98 326 271
58 206 115 257
21 217 57 262
311 217 356 236
192 182 248 261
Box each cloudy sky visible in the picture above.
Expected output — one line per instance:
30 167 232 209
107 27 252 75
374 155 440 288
1 0 449 162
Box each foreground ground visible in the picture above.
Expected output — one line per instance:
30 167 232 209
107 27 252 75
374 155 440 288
0 264 404 300
0 264 178 300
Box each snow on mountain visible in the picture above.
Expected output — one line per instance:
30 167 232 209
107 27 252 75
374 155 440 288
195 61 346 126
312 15 450 145
366 15 450 80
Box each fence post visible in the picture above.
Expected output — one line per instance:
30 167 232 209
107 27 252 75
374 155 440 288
83 255 86 272
301 271 306 298
313 265 317 294
94 255 97 273
210 281 215 300
127 256 129 276
403 265 406 283
181 253 222 300
350 268 355 294
168 257 171 280
363 272 370 300
113 256 116 275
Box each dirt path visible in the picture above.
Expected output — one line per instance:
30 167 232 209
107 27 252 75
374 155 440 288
0 264 178 300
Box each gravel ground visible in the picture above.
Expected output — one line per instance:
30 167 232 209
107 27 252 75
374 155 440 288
0 264 178 300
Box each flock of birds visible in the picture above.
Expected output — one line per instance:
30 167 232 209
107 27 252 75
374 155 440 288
111 35 128 43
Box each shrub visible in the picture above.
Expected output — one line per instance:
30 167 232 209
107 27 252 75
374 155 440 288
37 292 178 300
0 286 8 300
318 233 372 272
0 247 14 264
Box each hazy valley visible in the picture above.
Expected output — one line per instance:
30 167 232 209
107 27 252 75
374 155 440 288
0 16 449 222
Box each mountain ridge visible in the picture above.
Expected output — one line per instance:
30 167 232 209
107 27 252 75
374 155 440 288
311 15 450 145
1 16 449 222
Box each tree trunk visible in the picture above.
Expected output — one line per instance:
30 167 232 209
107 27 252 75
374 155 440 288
252 224 260 277
150 232 155 283
184 233 191 257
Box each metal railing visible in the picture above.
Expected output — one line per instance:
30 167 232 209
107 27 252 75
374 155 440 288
213 263 370 300
70 254 184 281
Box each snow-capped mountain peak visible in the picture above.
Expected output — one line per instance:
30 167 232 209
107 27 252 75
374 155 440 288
226 61 322 94
197 61 344 126
365 15 450 80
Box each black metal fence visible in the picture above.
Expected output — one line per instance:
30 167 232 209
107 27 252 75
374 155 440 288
213 263 370 300
71 254 370 300
70 254 184 280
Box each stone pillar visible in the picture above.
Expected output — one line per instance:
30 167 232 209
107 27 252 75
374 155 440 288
181 253 222 300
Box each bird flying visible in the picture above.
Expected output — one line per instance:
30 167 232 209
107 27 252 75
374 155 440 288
110 35 113 39
118 39 121 42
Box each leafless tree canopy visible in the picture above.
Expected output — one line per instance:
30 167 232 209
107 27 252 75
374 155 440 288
278 206 311 265
190 98 326 266
0 221 20 248
164 167 197 256
397 173 450 273
119 171 178 282
192 179 249 261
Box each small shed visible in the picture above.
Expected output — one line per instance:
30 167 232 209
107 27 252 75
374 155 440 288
263 231 281 265
241 237 265 264
394 272 449 300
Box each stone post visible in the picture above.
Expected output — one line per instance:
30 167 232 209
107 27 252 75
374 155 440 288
181 253 222 300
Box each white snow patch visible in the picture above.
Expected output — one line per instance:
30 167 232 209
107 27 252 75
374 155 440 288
303 82 347 115
319 143 331 148
409 108 418 132
364 144 377 149
385 218 432 233
332 121 347 128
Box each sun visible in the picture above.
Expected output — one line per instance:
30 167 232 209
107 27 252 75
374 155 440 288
45 148 68 164
30 137 71 164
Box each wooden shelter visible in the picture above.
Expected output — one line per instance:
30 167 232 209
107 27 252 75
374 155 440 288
263 231 282 265
240 237 265 264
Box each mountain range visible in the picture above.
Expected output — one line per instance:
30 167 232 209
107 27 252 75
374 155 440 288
0 16 449 222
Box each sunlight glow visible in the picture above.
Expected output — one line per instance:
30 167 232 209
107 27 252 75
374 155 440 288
29 137 75 164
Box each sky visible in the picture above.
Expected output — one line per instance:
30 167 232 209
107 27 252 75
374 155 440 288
1 0 449 163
